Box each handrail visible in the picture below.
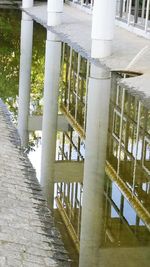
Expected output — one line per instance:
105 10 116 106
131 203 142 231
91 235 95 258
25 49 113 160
67 0 150 37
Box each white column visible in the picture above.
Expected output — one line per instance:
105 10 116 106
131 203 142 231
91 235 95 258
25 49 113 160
40 0 63 208
91 0 116 58
22 0 33 8
40 33 61 208
47 0 63 26
79 65 111 267
18 11 33 147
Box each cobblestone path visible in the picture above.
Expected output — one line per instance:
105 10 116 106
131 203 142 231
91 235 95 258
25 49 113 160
0 100 70 267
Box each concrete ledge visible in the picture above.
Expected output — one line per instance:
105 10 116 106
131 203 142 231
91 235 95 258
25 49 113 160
28 114 69 131
54 160 84 183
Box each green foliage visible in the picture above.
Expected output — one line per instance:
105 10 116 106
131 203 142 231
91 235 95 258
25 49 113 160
0 9 46 120
0 9 20 102
30 23 46 115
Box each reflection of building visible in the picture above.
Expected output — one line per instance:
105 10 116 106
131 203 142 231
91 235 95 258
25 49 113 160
18 0 150 266
60 43 89 137
104 175 150 248
106 72 150 222
56 64 150 242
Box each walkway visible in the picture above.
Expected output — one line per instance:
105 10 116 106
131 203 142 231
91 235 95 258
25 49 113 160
23 2 150 101
0 99 70 267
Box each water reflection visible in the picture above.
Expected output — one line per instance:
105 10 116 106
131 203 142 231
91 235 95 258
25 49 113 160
57 129 85 161
26 48 150 266
107 72 150 218
54 68 150 266
0 8 20 122
56 128 84 248
60 43 89 137
104 175 150 248
0 8 46 124
1 7 150 267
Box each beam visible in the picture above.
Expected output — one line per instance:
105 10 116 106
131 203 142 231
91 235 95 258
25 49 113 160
54 161 84 183
28 114 69 131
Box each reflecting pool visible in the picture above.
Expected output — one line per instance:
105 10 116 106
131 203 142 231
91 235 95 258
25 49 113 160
0 7 150 267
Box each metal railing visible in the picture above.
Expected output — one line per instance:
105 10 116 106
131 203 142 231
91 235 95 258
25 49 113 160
67 0 150 37
68 0 94 8
116 0 150 34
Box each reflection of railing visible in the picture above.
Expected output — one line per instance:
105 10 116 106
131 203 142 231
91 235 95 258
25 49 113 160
57 67 150 249
105 161 150 231
107 71 150 216
60 105 86 139
104 175 150 246
55 196 80 252
55 181 83 251
57 129 85 161
59 69 150 225
60 44 89 133
55 129 84 250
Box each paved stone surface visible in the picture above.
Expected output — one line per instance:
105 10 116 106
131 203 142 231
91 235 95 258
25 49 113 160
22 3 150 103
0 99 70 266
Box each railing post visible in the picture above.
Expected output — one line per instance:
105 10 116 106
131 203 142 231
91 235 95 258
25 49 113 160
145 0 150 32
127 0 132 25
119 0 124 18
134 0 139 24
142 0 146 21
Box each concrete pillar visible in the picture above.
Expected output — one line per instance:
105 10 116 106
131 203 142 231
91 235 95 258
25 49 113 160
47 0 63 26
91 0 116 58
22 0 33 8
18 11 33 147
79 65 111 267
40 0 63 208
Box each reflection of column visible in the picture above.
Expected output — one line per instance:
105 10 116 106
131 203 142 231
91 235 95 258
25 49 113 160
40 0 63 208
18 8 33 146
91 0 116 58
79 65 111 267
40 33 61 208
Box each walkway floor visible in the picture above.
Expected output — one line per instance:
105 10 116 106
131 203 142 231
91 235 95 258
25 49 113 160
0 100 70 267
23 2 150 102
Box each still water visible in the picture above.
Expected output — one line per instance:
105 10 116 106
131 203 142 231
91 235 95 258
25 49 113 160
0 7 150 267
